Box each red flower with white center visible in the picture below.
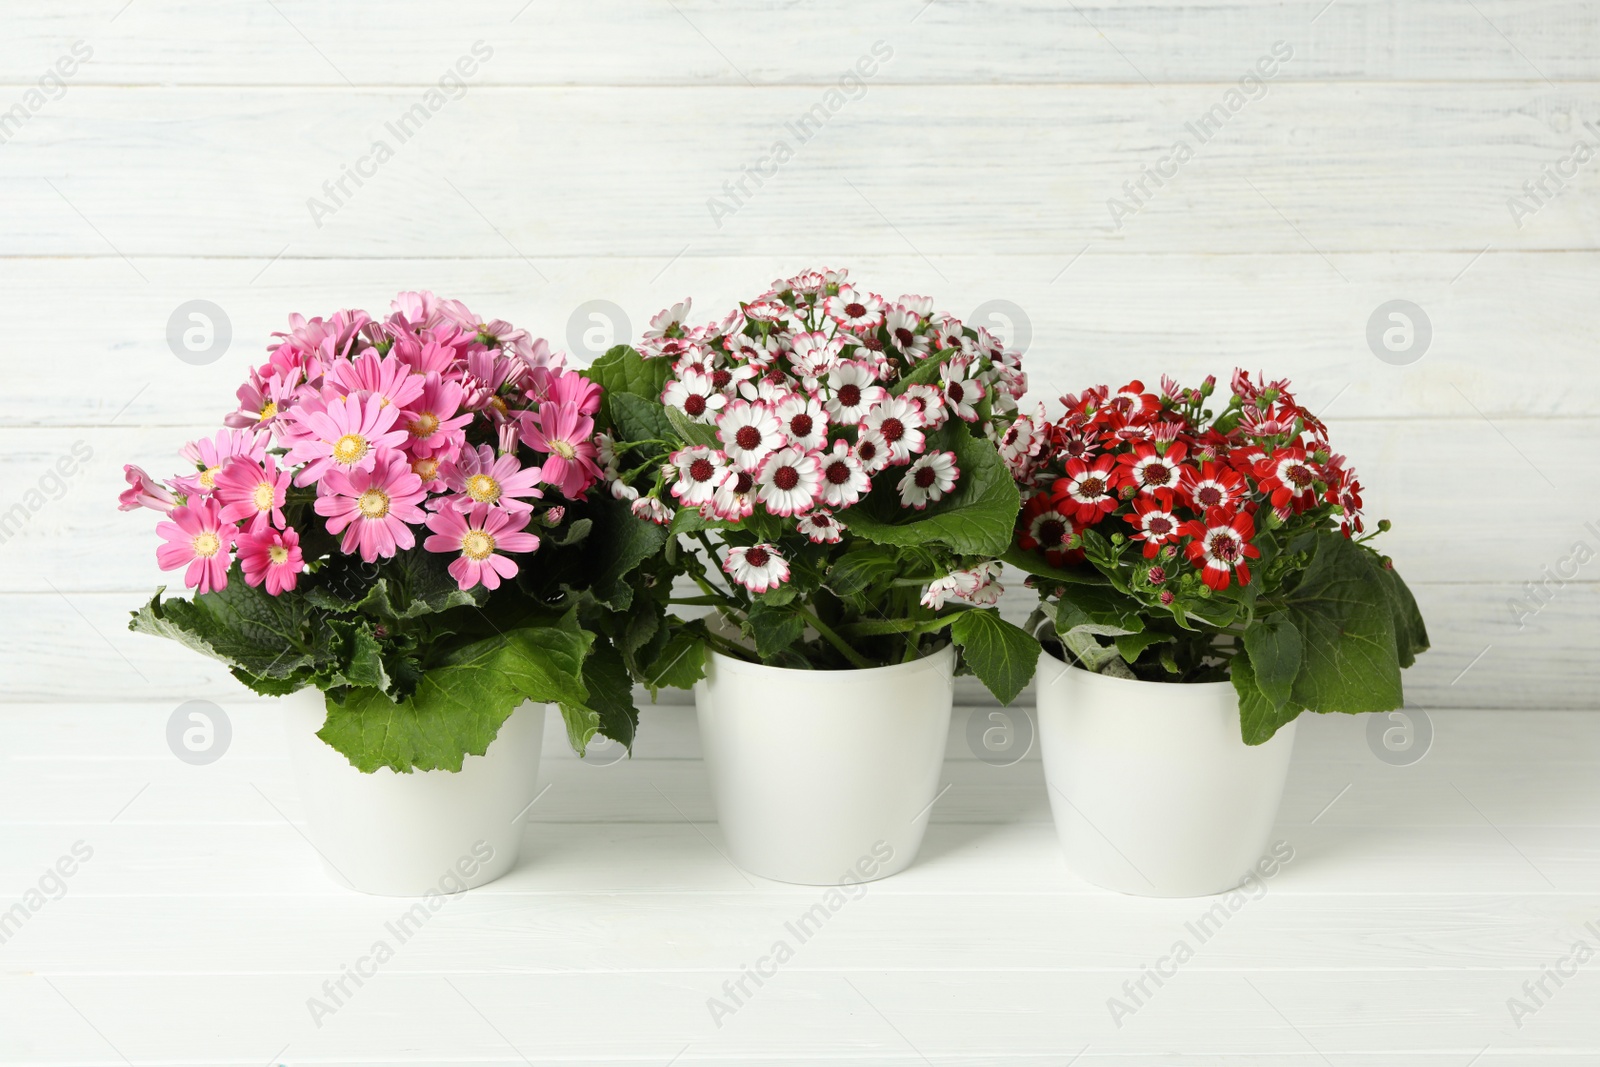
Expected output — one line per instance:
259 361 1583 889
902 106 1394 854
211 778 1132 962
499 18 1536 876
883 307 930 358
853 428 892 475
755 446 822 517
669 446 730 508
1051 455 1119 525
898 450 959 509
1018 495 1077 564
1103 380 1159 423
1256 446 1321 513
797 510 845 544
860 396 926 466
822 361 887 424
824 286 885 332
717 399 786 470
1125 496 1183 559
724 543 789 594
1181 509 1260 590
941 359 987 423
817 439 870 508
1117 440 1189 497
1181 460 1246 513
662 368 728 425
708 468 755 522
773 392 829 451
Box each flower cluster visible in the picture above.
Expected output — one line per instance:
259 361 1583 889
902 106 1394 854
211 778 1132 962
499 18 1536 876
1011 371 1365 594
619 268 1027 596
120 292 604 595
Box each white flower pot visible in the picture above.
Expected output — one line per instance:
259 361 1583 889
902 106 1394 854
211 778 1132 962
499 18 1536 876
1035 650 1296 897
280 689 545 896
693 644 956 885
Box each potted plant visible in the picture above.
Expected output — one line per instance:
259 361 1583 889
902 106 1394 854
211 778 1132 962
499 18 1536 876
591 269 1039 884
121 291 652 896
1004 371 1429 896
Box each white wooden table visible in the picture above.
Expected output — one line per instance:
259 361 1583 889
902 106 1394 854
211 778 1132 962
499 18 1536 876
2 701 1595 1065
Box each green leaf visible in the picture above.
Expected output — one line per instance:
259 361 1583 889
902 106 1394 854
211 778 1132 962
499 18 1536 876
889 354 946 396
1113 630 1174 664
1243 613 1302 710
130 581 318 682
1280 530 1404 715
611 392 676 446
579 495 670 610
665 405 721 449
1232 651 1303 745
641 629 707 692
583 344 670 433
316 614 593 773
1375 560 1430 668
746 603 805 658
840 423 1021 556
999 545 1112 586
949 608 1038 705
556 702 602 758
824 550 901 600
1053 584 1145 637
581 639 639 751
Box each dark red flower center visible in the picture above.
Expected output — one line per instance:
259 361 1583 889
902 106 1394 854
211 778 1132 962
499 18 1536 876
684 394 707 416
825 460 852 485
733 471 753 493
1196 485 1223 507
1078 476 1106 498
1286 463 1313 488
947 382 965 403
772 465 800 491
735 426 762 451
861 335 883 351
789 414 814 438
1147 516 1173 536
845 302 867 318
880 417 905 443
1210 532 1242 562
745 547 770 567
857 441 878 462
914 466 937 488
1142 462 1172 485
1038 519 1066 546
894 328 914 347
837 383 862 407
711 369 731 390
689 458 715 482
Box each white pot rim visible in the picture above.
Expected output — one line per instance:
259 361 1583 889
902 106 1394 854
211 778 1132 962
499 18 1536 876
706 640 955 681
1040 645 1235 693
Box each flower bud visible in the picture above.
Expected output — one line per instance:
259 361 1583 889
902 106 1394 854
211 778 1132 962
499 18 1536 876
1377 518 1392 532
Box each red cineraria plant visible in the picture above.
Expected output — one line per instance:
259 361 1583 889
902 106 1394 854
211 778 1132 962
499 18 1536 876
1005 371 1429 744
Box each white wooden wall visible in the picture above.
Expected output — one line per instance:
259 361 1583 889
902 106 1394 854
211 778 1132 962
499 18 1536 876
2 1 1597 711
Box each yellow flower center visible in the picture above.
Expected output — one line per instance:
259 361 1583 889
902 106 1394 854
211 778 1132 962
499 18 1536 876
413 457 440 481
332 433 368 465
357 488 390 518
259 401 278 421
268 544 290 565
547 439 577 460
192 531 221 558
465 474 501 503
198 465 220 490
408 412 440 437
489 396 509 416
460 530 495 560
251 482 275 512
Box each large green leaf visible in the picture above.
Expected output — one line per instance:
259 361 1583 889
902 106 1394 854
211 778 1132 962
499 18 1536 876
611 392 676 446
999 545 1113 586
317 614 593 773
1243 613 1302 710
582 638 639 751
665 405 721 449
583 345 670 432
1280 531 1403 714
1375 560 1430 668
1232 651 1304 745
1054 584 1145 637
130 581 318 682
746 602 806 658
579 495 670 610
840 423 1020 556
950 608 1038 705
640 628 707 692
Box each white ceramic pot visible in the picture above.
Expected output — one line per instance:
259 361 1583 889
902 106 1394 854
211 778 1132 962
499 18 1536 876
1035 650 1296 897
693 644 956 885
280 689 545 896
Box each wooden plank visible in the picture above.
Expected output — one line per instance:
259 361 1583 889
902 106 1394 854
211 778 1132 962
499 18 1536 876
4 253 1598 429
1 84 1597 258
3 1 1597 86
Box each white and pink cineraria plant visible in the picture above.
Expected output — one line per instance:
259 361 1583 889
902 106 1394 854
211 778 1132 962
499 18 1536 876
121 291 605 595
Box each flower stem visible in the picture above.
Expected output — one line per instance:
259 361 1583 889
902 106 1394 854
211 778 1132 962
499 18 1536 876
796 607 874 669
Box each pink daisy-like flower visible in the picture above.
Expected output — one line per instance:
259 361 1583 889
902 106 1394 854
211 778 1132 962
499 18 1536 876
214 454 290 532
755 446 823 517
902 383 949 432
225 367 303 430
708 468 756 522
314 450 428 563
155 499 233 594
632 495 672 525
883 307 930 359
525 366 601 416
824 286 885 332
861 396 926 466
941 359 987 423
853 427 892 474
822 361 887 424
787 331 845 379
424 505 540 591
773 392 829 451
817 439 871 509
898 449 959 509
520 402 603 500
400 374 473 458
236 525 303 595
644 298 693 340
724 332 779 367
118 465 179 512
176 429 269 496
329 348 426 413
796 510 845 544
669 446 730 508
284 395 408 487
662 368 727 424
724 543 789 594
717 399 785 471
439 444 545 515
